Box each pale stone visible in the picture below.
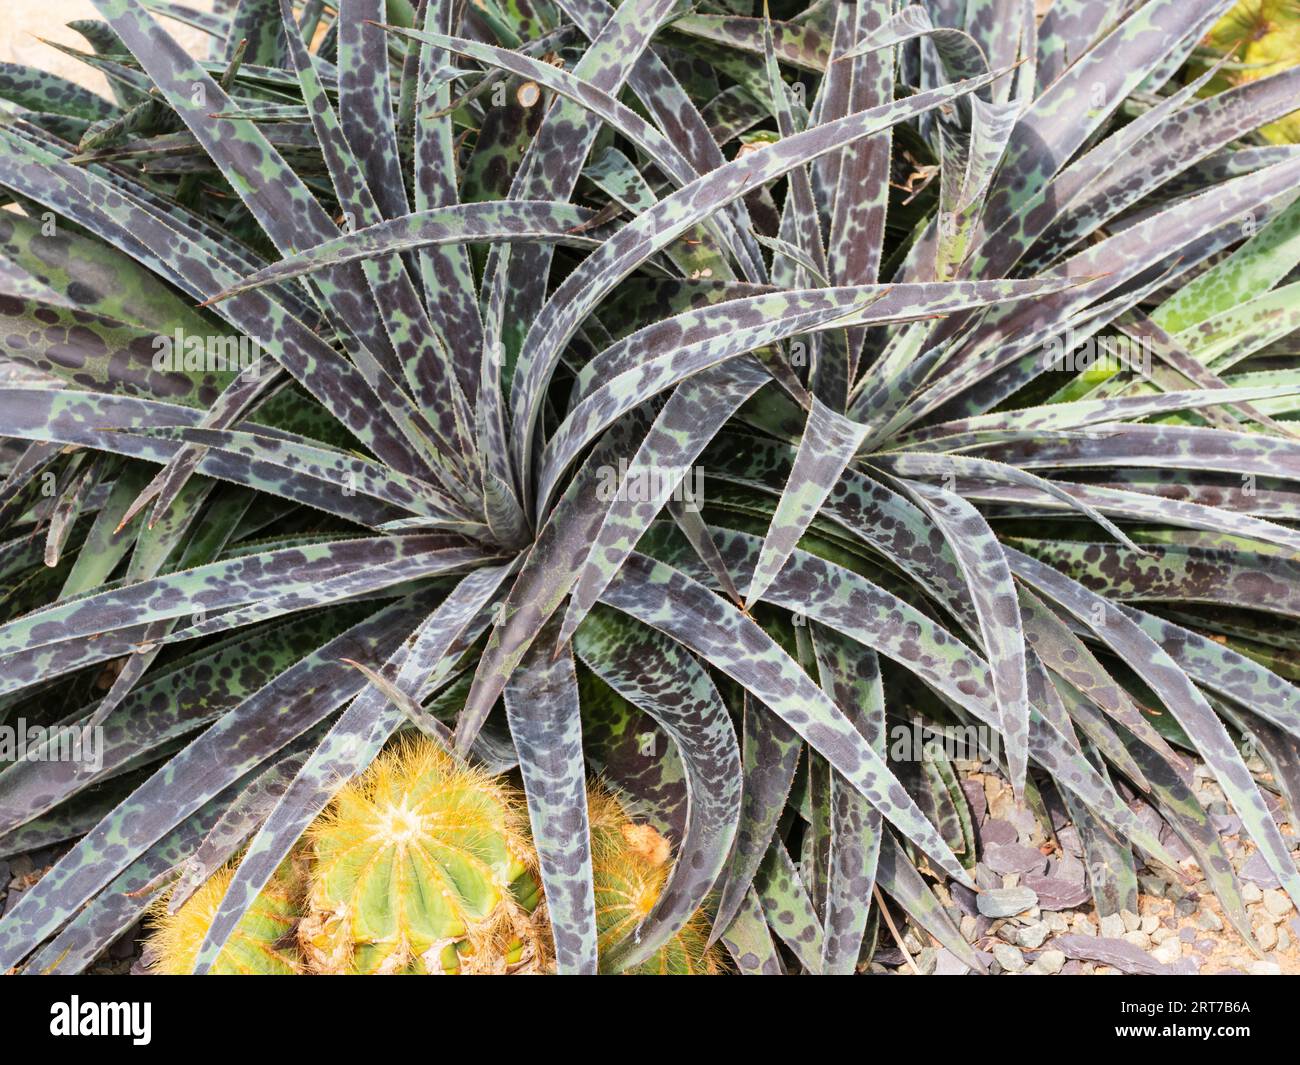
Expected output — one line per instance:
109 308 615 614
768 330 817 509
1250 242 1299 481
1254 919 1278 952
1152 939 1182 965
1099 912 1126 938
1263 889 1292 918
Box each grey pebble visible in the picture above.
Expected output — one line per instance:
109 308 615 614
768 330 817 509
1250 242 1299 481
1239 852 1281 889
977 886 1039 919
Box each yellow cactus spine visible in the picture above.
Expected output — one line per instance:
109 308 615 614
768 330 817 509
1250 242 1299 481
299 738 548 974
145 853 308 975
1202 0 1300 142
588 786 723 975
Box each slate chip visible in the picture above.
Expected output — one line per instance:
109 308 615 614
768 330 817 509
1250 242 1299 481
951 882 979 918
961 781 987 824
977 886 1038 918
983 842 1049 876
1055 826 1083 857
979 818 1019 848
1021 874 1090 911
1239 852 1281 889
1055 934 1198 975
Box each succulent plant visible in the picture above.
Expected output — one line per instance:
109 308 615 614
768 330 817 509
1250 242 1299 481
146 852 308 975
1200 0 1300 143
588 784 724 974
0 0 1299 977
299 739 546 974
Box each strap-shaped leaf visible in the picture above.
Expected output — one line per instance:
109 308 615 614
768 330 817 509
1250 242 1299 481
574 279 1075 394
877 830 987 973
1156 191 1300 335
1018 539 1300 620
1007 547 1300 909
983 58 1296 278
719 885 785 974
710 692 802 942
0 594 436 971
121 424 461 518
0 62 118 122
90 0 416 422
509 67 1004 488
910 383 1300 445
574 605 741 972
871 451 1138 550
977 0 1226 242
27 781 247 974
1035 0 1115 88
0 530 459 657
504 617 597 975
1017 586 1182 767
1112 714 1258 948
842 4 988 80
0 388 406 528
901 479 1030 798
637 523 1178 868
379 21 762 281
555 0 764 276
225 0 287 66
558 362 768 648
476 0 685 403
0 131 418 474
210 200 604 300
754 837 823 972
0 609 364 836
191 567 507 971
538 299 893 517
811 624 885 975
601 551 974 885
970 422 1300 483
746 398 868 608
279 0 473 477
455 421 642 752
920 154 1300 422
166 742 314 912
824 2 901 385
1062 764 1139 918
1122 608 1300 744
411 0 483 399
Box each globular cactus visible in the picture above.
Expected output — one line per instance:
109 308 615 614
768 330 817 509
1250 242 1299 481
298 738 548 975
146 750 721 975
588 786 723 975
146 853 308 975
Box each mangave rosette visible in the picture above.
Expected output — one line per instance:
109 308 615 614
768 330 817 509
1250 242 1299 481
1 0 1299 977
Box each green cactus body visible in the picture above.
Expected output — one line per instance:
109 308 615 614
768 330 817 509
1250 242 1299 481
147 854 307 975
300 740 545 975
